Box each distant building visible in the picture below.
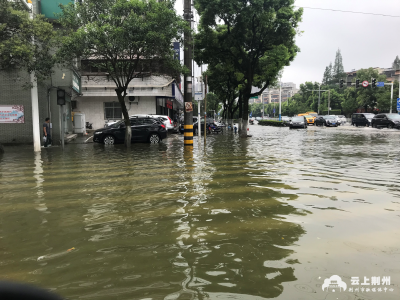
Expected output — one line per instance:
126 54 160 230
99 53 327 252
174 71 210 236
261 82 299 104
346 67 400 83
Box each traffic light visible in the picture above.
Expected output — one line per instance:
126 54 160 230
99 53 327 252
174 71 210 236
356 79 360 88
57 89 66 105
372 78 376 88
340 79 344 88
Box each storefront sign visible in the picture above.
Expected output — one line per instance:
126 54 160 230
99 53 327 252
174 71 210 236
185 102 193 112
0 105 24 123
166 99 173 110
72 72 81 93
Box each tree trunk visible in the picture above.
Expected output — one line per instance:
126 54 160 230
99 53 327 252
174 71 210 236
238 91 243 133
240 89 250 137
116 88 132 147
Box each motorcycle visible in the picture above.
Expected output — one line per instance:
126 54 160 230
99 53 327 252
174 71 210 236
207 123 223 134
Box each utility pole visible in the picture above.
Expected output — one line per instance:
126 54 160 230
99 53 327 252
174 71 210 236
204 75 207 144
183 0 193 147
328 90 331 115
197 65 204 138
29 2 41 152
318 84 321 115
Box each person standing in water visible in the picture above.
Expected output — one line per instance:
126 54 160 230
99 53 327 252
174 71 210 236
43 118 52 147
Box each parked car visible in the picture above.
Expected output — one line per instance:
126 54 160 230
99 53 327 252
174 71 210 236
289 116 307 129
303 115 316 125
338 115 347 125
314 115 338 127
351 113 375 127
130 114 173 131
93 117 167 144
371 113 400 129
281 116 291 126
179 117 200 134
329 115 342 126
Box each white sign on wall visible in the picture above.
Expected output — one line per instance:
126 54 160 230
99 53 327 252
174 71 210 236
0 105 24 123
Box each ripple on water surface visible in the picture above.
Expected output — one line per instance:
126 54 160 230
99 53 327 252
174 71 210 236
0 126 399 299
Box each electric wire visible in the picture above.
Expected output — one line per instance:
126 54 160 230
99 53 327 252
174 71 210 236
296 6 400 18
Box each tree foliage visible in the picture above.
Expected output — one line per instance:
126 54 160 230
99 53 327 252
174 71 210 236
194 0 303 136
57 0 186 146
332 49 345 84
0 0 55 82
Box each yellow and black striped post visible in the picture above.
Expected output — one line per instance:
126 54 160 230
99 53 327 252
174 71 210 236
184 124 193 146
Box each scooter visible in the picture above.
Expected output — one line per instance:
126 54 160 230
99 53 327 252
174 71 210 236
86 122 93 129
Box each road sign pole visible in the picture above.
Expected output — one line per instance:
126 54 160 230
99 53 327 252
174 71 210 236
390 83 394 114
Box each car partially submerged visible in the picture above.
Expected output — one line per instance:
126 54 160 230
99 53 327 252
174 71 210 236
93 117 167 144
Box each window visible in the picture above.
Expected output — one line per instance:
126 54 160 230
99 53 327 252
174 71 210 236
143 119 155 125
104 102 122 119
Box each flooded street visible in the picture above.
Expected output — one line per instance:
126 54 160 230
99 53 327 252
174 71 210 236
1 125 400 300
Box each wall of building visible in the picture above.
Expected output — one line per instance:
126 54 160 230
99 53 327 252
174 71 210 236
0 70 50 144
74 96 157 130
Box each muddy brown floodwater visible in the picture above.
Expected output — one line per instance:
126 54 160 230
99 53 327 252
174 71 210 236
0 125 399 300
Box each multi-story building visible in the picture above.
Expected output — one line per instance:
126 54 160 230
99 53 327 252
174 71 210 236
346 67 400 83
0 0 78 145
75 60 183 130
261 82 298 104
0 0 183 145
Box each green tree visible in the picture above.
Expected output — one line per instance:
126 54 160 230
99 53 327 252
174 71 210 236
392 55 400 70
194 0 303 136
0 0 55 82
206 92 222 117
341 87 358 116
322 62 333 85
332 49 345 84
57 0 185 147
250 103 263 117
205 62 240 121
354 68 387 111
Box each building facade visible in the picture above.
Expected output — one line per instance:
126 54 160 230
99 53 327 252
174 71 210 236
74 75 183 130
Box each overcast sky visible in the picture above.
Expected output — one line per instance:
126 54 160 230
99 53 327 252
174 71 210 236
175 0 400 88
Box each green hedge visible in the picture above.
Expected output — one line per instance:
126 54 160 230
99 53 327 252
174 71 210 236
258 120 284 127
321 109 342 115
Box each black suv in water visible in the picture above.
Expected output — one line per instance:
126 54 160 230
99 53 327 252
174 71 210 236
351 113 375 127
371 113 400 129
93 117 167 144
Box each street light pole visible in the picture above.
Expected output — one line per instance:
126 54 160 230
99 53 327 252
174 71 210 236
29 2 41 152
279 81 282 121
390 82 394 114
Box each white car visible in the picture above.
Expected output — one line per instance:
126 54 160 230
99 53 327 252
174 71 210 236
338 115 347 125
130 114 174 131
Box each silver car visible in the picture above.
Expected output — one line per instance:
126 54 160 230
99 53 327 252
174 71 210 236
329 115 342 126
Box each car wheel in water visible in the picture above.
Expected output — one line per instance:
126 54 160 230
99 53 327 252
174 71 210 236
366 123 370 127
388 124 394 129
149 134 161 144
103 135 115 145
372 123 377 128
355 123 358 127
